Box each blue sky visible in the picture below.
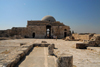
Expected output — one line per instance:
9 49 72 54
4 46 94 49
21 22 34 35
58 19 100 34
0 0 100 33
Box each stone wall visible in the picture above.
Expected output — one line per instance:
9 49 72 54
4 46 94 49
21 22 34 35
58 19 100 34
26 26 46 38
0 30 8 37
26 25 70 38
72 34 94 40
0 30 11 37
94 34 100 37
52 26 70 38
0 21 70 39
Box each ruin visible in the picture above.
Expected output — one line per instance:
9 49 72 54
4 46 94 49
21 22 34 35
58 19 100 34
0 16 100 67
0 15 71 38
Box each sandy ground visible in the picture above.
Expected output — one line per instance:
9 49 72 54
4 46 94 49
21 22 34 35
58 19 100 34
0 39 100 67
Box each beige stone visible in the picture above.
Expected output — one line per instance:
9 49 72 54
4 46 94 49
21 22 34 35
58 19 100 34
48 44 54 55
56 54 73 67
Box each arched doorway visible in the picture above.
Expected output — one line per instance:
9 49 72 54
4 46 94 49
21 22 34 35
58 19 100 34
46 25 51 38
64 32 67 37
64 29 67 37
32 33 35 38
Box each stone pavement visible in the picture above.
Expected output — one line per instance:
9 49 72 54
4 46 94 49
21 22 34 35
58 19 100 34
17 47 56 67
0 39 100 67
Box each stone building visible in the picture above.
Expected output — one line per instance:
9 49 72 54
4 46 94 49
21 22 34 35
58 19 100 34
0 15 71 38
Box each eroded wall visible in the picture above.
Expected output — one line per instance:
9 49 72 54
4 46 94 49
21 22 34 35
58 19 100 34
72 34 94 40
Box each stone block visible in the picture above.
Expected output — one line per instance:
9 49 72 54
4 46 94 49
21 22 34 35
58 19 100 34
88 41 96 47
33 43 50 47
48 44 54 55
41 41 47 43
52 44 55 49
33 43 41 47
76 43 87 49
56 54 73 67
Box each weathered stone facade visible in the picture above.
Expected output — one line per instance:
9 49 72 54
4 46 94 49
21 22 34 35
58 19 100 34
0 16 71 38
72 33 94 40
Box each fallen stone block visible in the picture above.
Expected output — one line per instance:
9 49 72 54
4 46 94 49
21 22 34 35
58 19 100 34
76 43 87 49
48 44 54 55
41 41 47 43
52 44 55 49
56 54 73 67
88 41 96 47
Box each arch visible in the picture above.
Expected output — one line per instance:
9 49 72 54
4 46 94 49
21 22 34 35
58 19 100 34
46 25 51 38
32 33 35 38
64 29 67 31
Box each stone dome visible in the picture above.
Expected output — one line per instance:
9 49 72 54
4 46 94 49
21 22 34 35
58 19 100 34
41 15 56 22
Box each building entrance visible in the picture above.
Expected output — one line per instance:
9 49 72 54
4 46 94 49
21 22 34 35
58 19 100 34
46 25 51 38
64 32 67 37
32 33 35 38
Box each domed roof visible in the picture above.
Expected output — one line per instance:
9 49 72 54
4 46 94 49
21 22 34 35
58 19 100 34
41 15 56 22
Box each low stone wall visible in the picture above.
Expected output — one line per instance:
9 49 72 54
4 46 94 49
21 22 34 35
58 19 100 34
76 40 100 49
2 42 33 67
2 41 73 67
33 43 50 47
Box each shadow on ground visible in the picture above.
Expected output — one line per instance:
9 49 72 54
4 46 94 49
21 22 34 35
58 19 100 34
15 47 34 67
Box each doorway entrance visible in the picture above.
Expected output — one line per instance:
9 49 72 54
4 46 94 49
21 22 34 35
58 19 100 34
32 33 35 38
64 32 66 37
64 29 67 37
46 25 51 38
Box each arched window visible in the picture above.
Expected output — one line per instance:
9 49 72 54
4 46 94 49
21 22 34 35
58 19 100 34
64 29 67 31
